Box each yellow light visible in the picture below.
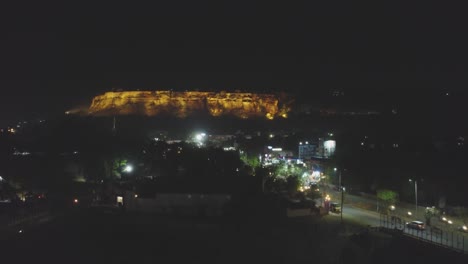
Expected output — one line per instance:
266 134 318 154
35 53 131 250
325 194 331 201
89 91 291 119
463 225 467 230
407 211 412 216
448 220 453 224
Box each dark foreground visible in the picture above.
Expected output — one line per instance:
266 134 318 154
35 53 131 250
1 209 466 264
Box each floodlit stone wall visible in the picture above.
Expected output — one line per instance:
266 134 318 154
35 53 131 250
89 91 290 119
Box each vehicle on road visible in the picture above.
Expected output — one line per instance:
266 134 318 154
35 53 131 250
458 225 468 233
330 202 341 213
406 221 425 230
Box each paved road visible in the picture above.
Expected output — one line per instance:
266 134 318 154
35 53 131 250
332 203 468 253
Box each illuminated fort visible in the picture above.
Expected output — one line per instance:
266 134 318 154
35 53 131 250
89 91 291 119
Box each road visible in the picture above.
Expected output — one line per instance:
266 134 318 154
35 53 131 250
330 202 468 253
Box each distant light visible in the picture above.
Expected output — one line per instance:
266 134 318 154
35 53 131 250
123 165 133 173
361 142 364 146
299 142 303 145
305 141 309 144
0 176 3 182
442 217 447 221
272 148 282 152
390 205 395 211
448 220 453 225
407 211 412 216
463 225 467 231
134 194 138 198
334 168 337 171
325 194 331 201
267 146 273 149
73 199 79 204
269 134 274 138
117 196 123 204
18 230 23 234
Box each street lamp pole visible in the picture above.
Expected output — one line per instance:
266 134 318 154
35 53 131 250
414 180 418 216
409 179 418 216
339 170 343 224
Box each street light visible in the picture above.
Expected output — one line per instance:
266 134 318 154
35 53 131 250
409 179 418 216
123 165 133 173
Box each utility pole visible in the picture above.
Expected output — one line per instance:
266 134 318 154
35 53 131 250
340 170 343 224
415 180 418 217
338 170 341 192
409 179 418 217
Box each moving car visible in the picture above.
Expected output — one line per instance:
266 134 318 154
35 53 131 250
330 202 341 213
406 221 425 230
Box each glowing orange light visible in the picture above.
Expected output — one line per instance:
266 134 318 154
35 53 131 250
89 91 292 120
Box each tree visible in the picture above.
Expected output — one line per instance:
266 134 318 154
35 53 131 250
376 189 398 214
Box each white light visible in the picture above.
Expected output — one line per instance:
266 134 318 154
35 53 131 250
267 146 273 149
407 211 412 216
195 134 203 141
124 165 133 173
18 230 23 234
442 217 447 221
134 194 138 198
73 199 79 204
272 148 282 152
305 141 309 144
361 142 364 146
463 225 467 231
299 142 303 145
0 176 3 181
334 168 337 171
448 220 453 224
269 134 274 138
390 205 395 210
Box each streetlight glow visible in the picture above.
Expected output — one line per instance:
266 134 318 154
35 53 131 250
123 165 133 173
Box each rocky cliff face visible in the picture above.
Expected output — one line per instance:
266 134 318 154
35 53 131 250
89 91 291 119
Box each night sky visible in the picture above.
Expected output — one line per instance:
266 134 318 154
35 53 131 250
1 2 467 125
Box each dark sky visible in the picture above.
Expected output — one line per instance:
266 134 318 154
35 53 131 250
0 2 467 125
